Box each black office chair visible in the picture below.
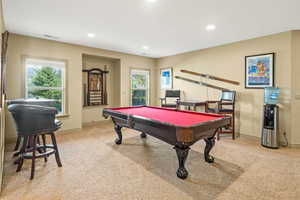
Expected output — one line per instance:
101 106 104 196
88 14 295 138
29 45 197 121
8 104 62 180
160 90 181 108
206 90 236 140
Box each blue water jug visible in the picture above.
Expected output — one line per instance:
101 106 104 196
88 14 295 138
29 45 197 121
264 87 280 105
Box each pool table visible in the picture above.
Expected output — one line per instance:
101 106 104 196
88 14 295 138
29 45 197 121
103 106 230 179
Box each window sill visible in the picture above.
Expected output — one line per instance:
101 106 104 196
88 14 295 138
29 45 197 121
56 114 70 119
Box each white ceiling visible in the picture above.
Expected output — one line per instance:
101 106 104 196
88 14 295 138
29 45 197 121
3 0 300 58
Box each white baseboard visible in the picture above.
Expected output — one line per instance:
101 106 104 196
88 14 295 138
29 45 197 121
290 144 300 148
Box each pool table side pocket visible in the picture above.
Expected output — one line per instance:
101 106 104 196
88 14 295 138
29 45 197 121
103 109 134 128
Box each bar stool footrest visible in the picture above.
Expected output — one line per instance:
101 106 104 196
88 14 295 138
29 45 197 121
23 148 56 159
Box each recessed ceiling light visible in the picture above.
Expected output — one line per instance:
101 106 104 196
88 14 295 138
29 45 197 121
206 24 216 31
142 46 149 50
87 33 95 38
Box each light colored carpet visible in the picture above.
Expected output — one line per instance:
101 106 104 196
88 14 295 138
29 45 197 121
1 122 300 200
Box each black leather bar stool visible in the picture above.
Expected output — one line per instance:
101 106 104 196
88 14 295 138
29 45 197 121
7 98 56 153
8 104 62 180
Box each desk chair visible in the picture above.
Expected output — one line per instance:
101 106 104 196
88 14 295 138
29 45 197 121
160 90 181 108
206 90 236 140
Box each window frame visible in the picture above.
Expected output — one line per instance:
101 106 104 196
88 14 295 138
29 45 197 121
22 55 69 117
129 68 150 106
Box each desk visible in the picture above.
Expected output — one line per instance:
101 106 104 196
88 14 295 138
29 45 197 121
103 106 230 179
176 100 208 112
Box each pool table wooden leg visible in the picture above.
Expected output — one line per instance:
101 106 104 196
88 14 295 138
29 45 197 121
174 146 190 179
204 137 215 163
140 132 147 138
114 125 122 145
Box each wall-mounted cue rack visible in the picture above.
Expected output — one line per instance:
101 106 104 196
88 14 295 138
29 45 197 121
180 69 240 85
82 67 109 106
175 69 240 91
175 76 229 91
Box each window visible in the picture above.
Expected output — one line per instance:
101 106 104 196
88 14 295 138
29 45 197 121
24 58 66 114
160 68 173 89
130 69 150 106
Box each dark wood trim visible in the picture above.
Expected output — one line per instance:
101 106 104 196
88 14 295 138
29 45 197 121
82 68 109 73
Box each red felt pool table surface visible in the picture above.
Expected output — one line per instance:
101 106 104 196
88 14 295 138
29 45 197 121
111 106 224 127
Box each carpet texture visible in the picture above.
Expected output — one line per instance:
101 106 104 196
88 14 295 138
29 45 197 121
1 122 300 200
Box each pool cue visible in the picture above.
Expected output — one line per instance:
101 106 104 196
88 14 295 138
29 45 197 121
175 76 229 91
180 69 240 86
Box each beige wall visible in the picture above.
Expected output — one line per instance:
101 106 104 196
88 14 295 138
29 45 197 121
82 54 121 124
114 59 121 107
5 31 300 145
291 30 300 146
157 32 293 144
6 34 157 141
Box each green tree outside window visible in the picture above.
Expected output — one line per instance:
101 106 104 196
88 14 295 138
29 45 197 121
27 66 64 113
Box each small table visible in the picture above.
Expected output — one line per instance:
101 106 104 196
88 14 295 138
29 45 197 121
176 100 208 112
103 106 230 179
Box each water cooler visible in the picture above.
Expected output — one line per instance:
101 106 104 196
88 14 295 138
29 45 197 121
261 87 280 149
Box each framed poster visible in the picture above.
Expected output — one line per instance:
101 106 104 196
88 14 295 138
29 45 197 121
160 68 173 89
245 53 274 88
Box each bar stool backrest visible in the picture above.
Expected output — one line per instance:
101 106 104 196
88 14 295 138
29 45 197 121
220 90 236 103
8 104 58 136
165 90 181 98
